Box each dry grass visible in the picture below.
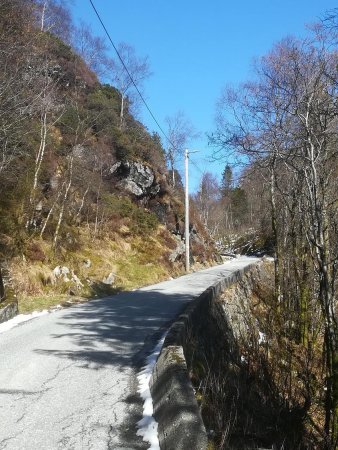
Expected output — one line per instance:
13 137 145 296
18 294 68 314
10 224 185 314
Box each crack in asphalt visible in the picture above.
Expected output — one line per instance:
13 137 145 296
0 429 25 450
0 258 258 449
38 362 75 393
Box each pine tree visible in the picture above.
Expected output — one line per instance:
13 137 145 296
220 164 233 197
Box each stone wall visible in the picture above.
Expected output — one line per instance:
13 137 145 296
0 263 19 323
0 300 18 324
150 260 263 450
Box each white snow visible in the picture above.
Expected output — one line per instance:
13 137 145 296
136 332 167 450
0 310 49 334
52 304 62 310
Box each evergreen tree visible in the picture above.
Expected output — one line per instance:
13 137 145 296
220 164 233 197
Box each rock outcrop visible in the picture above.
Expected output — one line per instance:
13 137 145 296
109 160 161 198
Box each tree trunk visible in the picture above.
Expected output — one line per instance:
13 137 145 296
270 164 281 304
0 267 5 303
27 111 47 228
303 136 338 445
53 157 73 249
93 183 102 239
169 157 175 188
40 1 48 31
75 186 89 225
119 94 124 129
40 188 63 238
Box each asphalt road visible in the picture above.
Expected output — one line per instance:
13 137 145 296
0 257 257 450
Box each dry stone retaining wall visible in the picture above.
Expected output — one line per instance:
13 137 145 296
150 260 262 450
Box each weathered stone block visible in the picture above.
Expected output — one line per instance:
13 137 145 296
150 346 208 450
0 301 18 324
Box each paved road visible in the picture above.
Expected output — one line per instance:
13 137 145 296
0 257 257 450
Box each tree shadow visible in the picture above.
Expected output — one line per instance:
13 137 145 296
32 288 192 447
34 289 192 368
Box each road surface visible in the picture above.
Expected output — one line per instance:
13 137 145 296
0 257 257 450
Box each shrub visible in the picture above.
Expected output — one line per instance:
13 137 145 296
130 207 158 234
102 194 158 235
26 242 46 262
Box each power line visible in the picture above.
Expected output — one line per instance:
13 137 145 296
88 0 175 149
190 158 204 175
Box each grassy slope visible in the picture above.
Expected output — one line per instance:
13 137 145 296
10 225 188 314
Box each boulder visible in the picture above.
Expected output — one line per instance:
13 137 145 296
0 264 18 323
53 266 70 282
71 273 83 288
53 266 83 288
102 272 115 285
118 179 144 196
109 160 160 198
169 236 186 263
83 259 91 268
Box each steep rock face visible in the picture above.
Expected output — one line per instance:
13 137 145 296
109 160 161 198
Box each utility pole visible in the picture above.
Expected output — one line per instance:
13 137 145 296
185 149 190 272
184 149 199 272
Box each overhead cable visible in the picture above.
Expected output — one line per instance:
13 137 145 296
88 0 176 149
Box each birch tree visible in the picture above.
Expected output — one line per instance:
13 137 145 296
72 22 108 77
193 172 220 236
106 43 151 128
213 31 338 446
34 0 72 43
165 111 197 188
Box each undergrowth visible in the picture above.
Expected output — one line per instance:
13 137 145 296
187 261 325 449
9 224 184 314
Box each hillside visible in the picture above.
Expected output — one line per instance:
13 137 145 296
0 0 219 314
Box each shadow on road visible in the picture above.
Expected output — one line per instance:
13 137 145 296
33 288 192 449
35 289 192 369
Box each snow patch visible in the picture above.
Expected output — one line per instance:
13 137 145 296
136 333 167 450
51 304 62 311
0 310 49 334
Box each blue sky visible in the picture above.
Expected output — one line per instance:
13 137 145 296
71 0 337 192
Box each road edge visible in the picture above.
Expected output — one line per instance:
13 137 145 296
149 261 258 450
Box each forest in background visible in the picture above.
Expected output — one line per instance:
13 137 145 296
192 13 338 449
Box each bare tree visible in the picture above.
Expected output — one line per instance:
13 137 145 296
106 42 152 127
0 0 37 176
165 111 197 187
34 0 72 44
72 21 108 77
213 31 338 446
193 172 221 237
30 71 62 203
